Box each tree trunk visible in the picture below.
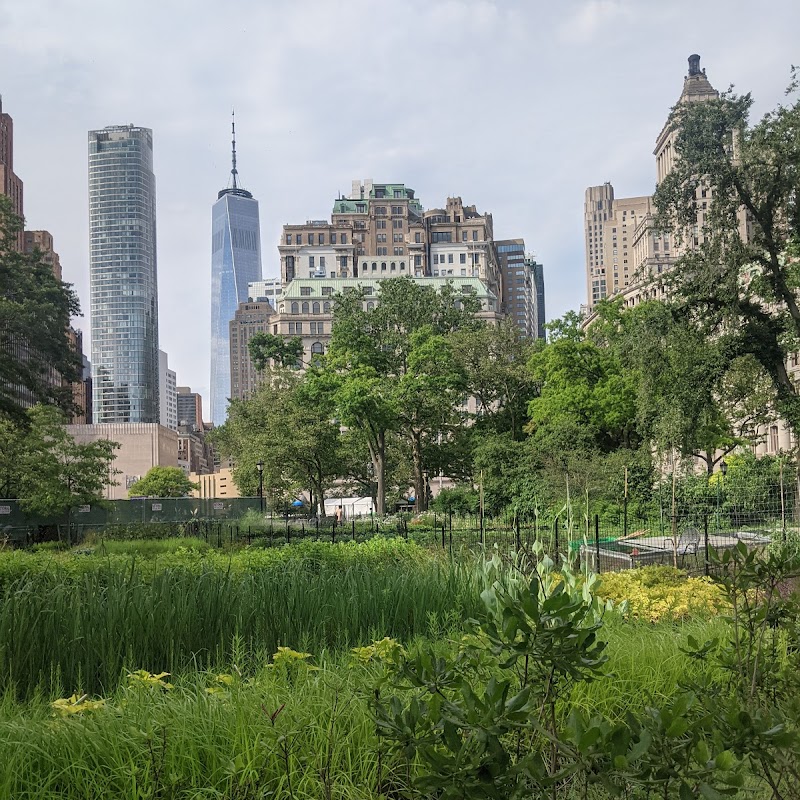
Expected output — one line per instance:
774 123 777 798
369 430 387 516
411 431 426 514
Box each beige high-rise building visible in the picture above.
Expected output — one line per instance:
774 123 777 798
584 55 719 314
229 301 275 402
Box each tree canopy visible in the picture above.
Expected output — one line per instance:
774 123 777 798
654 72 800 432
127 466 199 498
0 196 82 422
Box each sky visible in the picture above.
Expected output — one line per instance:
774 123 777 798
1 0 798 409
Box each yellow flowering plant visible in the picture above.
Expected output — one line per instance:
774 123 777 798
596 567 727 622
126 670 174 690
51 693 106 717
350 637 405 666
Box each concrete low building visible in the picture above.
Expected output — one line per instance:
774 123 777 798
190 467 240 499
67 423 178 500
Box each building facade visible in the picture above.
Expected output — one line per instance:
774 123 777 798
210 122 262 426
229 301 274 402
0 96 23 249
583 55 719 314
496 239 545 339
279 181 502 301
176 386 204 430
158 349 177 431
88 125 160 423
248 277 283 307
67 422 178 500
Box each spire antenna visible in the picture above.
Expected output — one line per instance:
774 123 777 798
231 109 238 189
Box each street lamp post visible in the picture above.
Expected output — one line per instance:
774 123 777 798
256 460 264 513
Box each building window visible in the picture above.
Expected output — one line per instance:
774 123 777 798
448 253 453 264
393 219 403 229
378 247 388 256
322 286 333 296
340 256 348 268
415 232 421 243
319 256 326 268
300 287 312 296
770 425 780 453
431 232 452 243
375 206 386 215
291 302 299 314
323 301 331 313
311 342 324 355
309 256 315 269
376 220 386 229
462 231 467 242
301 301 309 313
366 301 375 310
393 247 403 256
393 189 402 198
390 262 396 271
286 234 292 244
381 262 387 271
318 233 324 245
307 233 314 245
391 205 403 215
312 302 320 314
460 253 466 264
414 255 422 267
340 233 347 244
472 230 478 241
400 261 405 270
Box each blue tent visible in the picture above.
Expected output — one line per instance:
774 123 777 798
291 500 304 507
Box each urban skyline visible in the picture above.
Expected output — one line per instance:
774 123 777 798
1 1 797 404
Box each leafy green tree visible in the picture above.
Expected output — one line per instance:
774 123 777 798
322 277 480 513
451 320 537 441
527 312 639 452
127 466 198 498
0 196 81 421
212 369 341 515
248 332 304 370
600 300 773 475
654 71 800 432
12 406 118 531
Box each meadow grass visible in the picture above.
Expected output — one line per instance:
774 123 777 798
0 618 734 800
0 538 481 698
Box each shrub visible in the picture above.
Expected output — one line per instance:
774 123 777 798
596 566 727 622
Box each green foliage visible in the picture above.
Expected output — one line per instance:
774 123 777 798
654 72 800 433
0 538 480 698
322 277 480 513
248 331 305 369
127 467 198 498
2 405 118 520
212 369 340 511
0 195 82 421
429 485 479 516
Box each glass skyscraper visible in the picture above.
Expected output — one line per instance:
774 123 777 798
210 122 262 425
88 125 160 423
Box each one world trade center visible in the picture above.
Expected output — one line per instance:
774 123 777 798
210 115 262 426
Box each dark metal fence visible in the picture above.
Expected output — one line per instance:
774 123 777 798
0 483 789 576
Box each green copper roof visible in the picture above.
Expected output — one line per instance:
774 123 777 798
281 276 496 301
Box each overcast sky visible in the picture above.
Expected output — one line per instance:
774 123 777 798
1 0 797 410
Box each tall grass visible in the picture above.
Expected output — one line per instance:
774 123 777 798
0 621 735 800
0 543 481 698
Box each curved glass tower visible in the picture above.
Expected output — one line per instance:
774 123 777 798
88 125 160 423
210 118 262 426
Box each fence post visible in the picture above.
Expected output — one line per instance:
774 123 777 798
352 519 356 541
332 522 336 545
441 524 446 550
704 513 710 578
515 516 521 552
286 523 290 544
449 528 453 557
553 518 559 565
595 514 601 574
